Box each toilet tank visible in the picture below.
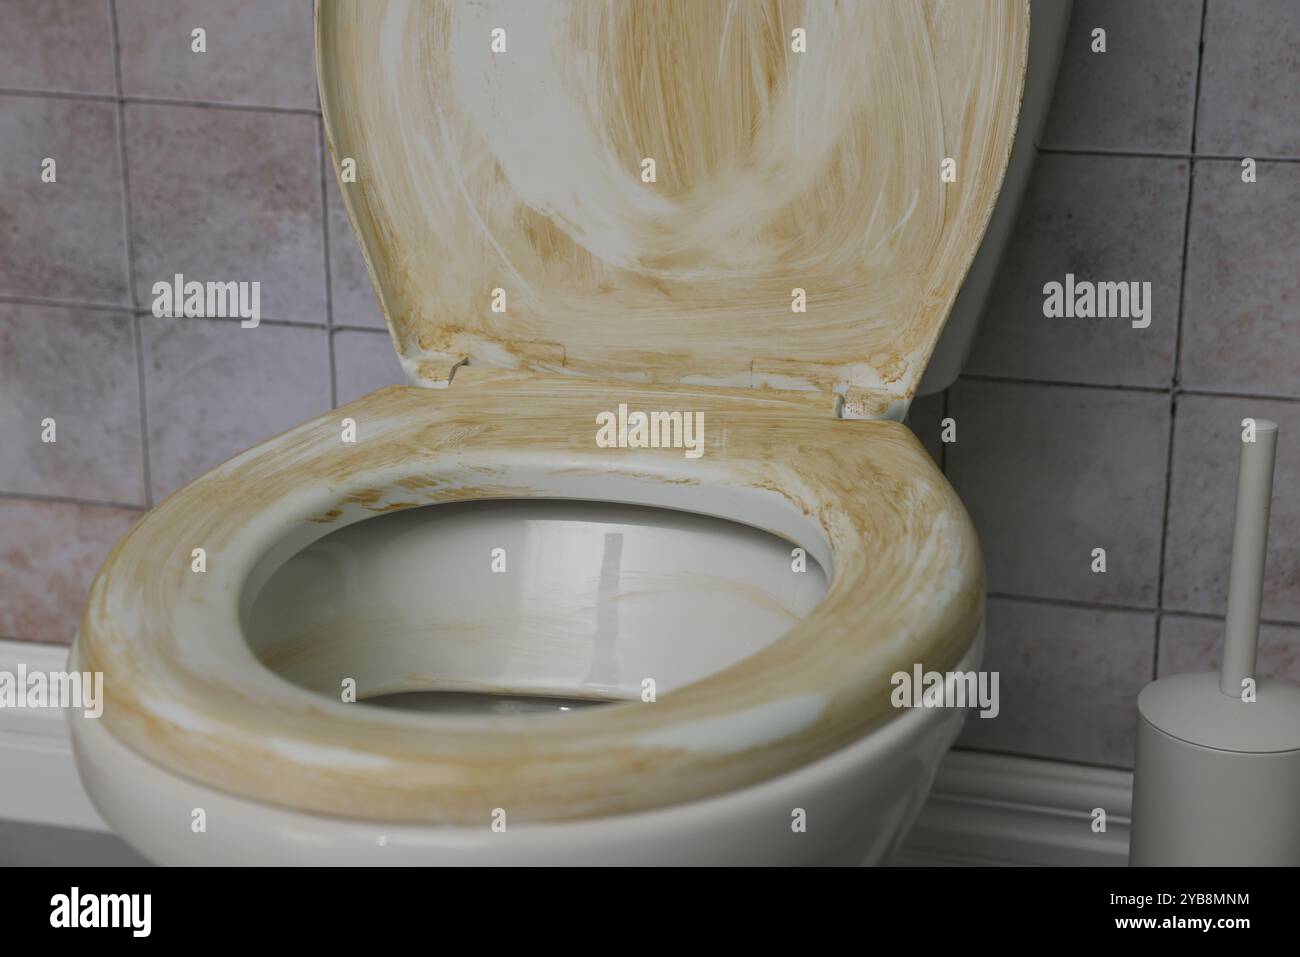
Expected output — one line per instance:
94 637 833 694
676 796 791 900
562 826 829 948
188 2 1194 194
917 0 1072 395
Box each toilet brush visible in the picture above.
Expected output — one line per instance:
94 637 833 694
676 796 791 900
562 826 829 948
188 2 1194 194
1129 418 1300 866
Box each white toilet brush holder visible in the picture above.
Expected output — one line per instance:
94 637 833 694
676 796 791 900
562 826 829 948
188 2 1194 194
1130 418 1300 866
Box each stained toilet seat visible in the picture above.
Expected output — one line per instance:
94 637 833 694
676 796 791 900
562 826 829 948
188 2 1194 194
73 367 983 826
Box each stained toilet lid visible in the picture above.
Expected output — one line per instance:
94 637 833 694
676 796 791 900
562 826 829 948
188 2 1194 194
317 0 1029 408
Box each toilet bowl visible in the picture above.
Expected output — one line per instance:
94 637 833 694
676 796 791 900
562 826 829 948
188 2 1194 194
69 0 1066 865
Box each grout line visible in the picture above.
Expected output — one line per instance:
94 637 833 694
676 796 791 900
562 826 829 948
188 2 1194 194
982 595 1300 631
0 89 319 118
1152 371 1185 671
108 0 153 510
0 293 131 314
1039 146 1300 164
1185 153 1300 165
1152 0 1209 678
1176 387 1300 404
136 312 327 330
0 87 118 104
332 323 390 334
959 373 1169 394
987 591 1158 617
1156 607 1300 630
130 313 154 508
1038 146 1187 161
319 118 339 409
0 291 341 331
1153 611 1167 680
0 490 146 512
957 373 1300 405
1191 0 1209 156
987 591 1300 629
116 95 321 116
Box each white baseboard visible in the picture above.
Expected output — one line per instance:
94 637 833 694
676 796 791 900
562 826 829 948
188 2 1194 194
0 638 1133 864
0 639 107 832
897 750 1131 866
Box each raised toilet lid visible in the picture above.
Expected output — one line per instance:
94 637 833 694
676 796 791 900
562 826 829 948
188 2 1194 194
317 0 1030 415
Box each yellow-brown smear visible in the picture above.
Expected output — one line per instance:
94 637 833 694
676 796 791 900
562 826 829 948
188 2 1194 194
316 0 1030 403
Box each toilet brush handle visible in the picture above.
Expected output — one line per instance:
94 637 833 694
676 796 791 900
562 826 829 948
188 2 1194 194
1220 418 1279 698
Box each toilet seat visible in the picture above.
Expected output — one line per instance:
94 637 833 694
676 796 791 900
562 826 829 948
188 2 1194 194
74 367 983 825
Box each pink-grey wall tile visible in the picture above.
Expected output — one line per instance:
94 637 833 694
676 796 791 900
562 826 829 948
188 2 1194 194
1197 0 1300 157
1162 394 1300 623
141 318 330 501
334 329 403 406
116 0 317 110
0 303 143 504
906 390 945 467
1180 160 1300 398
946 380 1170 607
958 597 1156 767
126 103 326 324
1042 0 1202 153
965 155 1184 388
326 171 385 329
1158 613 1300 684
0 1 115 95
0 96 129 304
0 498 141 644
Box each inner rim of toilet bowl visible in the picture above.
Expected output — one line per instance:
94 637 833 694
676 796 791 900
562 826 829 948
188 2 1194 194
242 498 831 714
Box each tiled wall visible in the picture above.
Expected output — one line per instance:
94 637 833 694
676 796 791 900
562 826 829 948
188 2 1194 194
1 1 1296 772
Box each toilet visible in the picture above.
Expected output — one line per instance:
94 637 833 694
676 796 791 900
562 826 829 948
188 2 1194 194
69 0 1068 865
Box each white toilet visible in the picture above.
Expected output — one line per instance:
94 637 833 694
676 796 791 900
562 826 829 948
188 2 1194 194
69 0 1068 865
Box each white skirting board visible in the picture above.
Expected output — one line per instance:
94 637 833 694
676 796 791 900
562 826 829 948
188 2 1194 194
0 640 107 833
0 638 1132 865
898 751 1131 866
